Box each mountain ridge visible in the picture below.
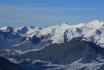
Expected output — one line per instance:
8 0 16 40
1 20 104 70
0 20 104 49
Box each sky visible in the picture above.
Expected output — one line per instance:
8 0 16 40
0 0 104 27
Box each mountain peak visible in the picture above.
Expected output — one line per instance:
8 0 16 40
0 26 13 30
86 20 104 28
60 22 69 25
58 22 70 28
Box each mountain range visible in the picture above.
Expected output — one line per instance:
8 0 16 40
1 20 104 70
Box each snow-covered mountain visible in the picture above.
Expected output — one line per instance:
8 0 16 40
1 20 104 70
1 20 104 49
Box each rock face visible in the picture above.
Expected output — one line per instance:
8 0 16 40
1 37 104 70
12 37 104 65
0 57 25 70
3 37 103 70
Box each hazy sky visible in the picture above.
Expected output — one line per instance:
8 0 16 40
0 0 104 27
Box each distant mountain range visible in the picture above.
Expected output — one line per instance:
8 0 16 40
1 20 104 70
